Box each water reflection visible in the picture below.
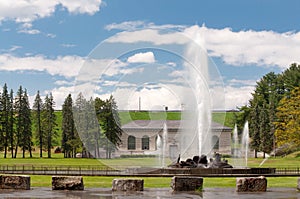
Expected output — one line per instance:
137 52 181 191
0 188 299 199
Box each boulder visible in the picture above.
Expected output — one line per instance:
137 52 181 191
112 179 144 191
0 175 30 190
52 176 84 190
171 176 203 192
236 176 267 192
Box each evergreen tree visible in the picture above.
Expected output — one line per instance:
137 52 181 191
42 93 57 158
62 94 81 158
21 89 32 158
9 89 14 158
1 83 9 158
32 91 44 157
14 86 23 158
96 95 123 159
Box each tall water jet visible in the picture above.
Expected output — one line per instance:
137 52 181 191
156 135 162 167
162 122 168 168
232 124 241 167
241 121 249 168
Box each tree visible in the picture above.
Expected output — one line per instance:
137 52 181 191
1 83 10 158
14 86 23 158
42 93 57 158
21 89 32 158
8 89 14 158
274 87 300 148
282 63 300 94
32 91 44 157
248 72 282 156
62 94 81 158
96 95 123 158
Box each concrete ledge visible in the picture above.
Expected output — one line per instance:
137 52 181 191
52 176 84 190
112 179 144 191
0 175 30 190
171 176 203 192
236 176 267 192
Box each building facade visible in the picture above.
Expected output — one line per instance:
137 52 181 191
118 120 232 157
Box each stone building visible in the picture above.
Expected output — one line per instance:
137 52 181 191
118 120 232 157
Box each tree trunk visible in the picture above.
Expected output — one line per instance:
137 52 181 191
22 147 25 158
39 138 43 158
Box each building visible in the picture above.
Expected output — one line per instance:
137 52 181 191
118 120 232 157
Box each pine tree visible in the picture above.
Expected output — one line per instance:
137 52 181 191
32 91 44 157
1 83 9 158
96 95 123 159
14 86 23 158
9 89 14 158
62 94 81 158
42 93 57 158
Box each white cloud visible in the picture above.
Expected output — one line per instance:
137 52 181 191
224 85 254 109
18 28 40 35
105 21 186 31
0 54 84 78
106 29 189 45
105 21 147 31
127 52 155 63
228 79 257 86
0 0 102 23
106 22 300 69
54 80 74 86
61 43 76 48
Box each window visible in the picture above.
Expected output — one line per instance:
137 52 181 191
128 136 136 150
142 135 150 150
212 135 219 150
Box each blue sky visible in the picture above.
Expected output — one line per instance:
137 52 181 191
0 0 300 110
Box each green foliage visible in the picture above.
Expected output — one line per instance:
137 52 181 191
62 94 81 158
275 87 300 148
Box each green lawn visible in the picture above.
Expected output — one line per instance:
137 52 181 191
119 110 237 128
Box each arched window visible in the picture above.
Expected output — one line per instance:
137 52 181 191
142 135 149 150
128 136 136 150
212 135 219 150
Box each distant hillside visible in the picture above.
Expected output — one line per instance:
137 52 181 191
119 111 237 128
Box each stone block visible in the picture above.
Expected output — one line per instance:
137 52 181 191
52 176 84 190
171 176 203 192
236 176 267 192
0 175 30 190
112 179 144 191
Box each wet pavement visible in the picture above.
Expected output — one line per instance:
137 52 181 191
0 187 299 199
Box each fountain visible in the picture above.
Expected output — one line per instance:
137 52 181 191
232 124 241 167
156 135 162 167
162 122 168 168
241 121 250 168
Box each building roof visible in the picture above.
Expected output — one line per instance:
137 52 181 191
122 120 232 131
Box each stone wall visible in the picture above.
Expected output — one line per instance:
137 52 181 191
0 175 30 190
236 176 267 192
112 179 144 191
52 176 84 190
171 176 203 192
